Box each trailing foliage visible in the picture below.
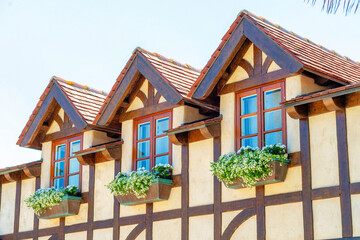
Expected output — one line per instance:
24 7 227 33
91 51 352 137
25 185 78 215
106 164 173 198
306 0 359 14
210 144 288 188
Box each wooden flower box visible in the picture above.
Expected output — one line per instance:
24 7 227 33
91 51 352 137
116 178 173 206
37 195 82 219
227 159 290 189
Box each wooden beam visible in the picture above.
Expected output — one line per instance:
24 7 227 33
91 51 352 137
42 127 81 143
23 165 41 178
120 102 174 122
168 132 188 146
322 96 345 111
286 105 308 119
4 172 21 182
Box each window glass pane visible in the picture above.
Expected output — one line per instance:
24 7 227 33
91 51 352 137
156 117 169 135
241 136 258 148
137 159 150 171
70 140 81 157
265 131 283 146
54 178 64 189
138 122 150 140
241 116 257 136
68 174 80 188
54 161 65 177
69 158 80 174
55 144 66 160
264 88 281 110
155 136 169 155
137 141 150 158
155 155 169 165
241 94 257 115
264 110 282 131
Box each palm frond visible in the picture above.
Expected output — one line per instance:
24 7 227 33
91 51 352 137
306 0 360 14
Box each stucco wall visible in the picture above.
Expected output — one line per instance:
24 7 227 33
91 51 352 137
121 119 133 173
189 214 214 240
65 203 88 226
309 112 339 188
41 141 52 188
153 218 181 240
93 228 113 240
351 194 360 236
266 202 304 240
19 178 35 232
0 182 16 235
345 106 360 183
153 187 181 212
94 161 114 221
230 215 256 240
65 231 87 240
189 139 214 207
313 197 342 239
264 166 302 196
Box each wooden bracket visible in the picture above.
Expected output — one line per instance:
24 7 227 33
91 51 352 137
76 144 122 166
168 132 188 146
3 172 22 182
322 96 345 112
286 105 308 119
23 165 41 178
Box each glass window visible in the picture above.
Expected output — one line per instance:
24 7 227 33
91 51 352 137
134 112 172 171
52 135 82 190
236 83 285 149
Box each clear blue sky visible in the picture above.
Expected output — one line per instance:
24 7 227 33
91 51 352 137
1 0 359 168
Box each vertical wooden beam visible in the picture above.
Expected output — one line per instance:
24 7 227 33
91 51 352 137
256 186 265 240
336 110 353 237
300 118 314 240
59 218 65 239
33 176 41 240
253 46 262 76
14 180 21 239
113 160 121 240
87 165 95 240
213 136 222 240
146 203 153 239
181 143 189 240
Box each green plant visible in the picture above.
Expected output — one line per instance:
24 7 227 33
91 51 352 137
25 185 78 215
210 144 288 188
106 164 173 198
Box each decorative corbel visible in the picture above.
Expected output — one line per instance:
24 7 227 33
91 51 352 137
168 132 188 146
286 105 308 119
322 96 345 112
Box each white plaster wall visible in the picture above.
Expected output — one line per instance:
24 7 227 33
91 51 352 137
265 166 302 196
265 202 304 240
230 216 256 240
309 112 339 188
153 187 181 212
41 141 52 188
267 61 281 73
351 194 360 236
65 231 87 240
0 182 16 235
220 92 235 154
127 97 144 112
189 139 214 207
189 214 214 240
313 197 342 239
65 203 88 226
153 218 181 240
140 80 148 98
227 66 249 84
345 106 360 183
243 43 254 67
93 228 113 240
120 224 136 240
19 179 35 232
94 161 114 221
136 230 146 240
121 120 133 173
119 204 146 218
39 218 59 229
47 120 60 134
222 210 242 233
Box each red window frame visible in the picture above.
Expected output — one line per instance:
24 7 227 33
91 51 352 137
235 81 287 150
51 134 83 191
132 110 173 171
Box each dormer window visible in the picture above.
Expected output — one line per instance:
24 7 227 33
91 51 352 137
133 111 172 171
51 135 83 189
235 82 286 149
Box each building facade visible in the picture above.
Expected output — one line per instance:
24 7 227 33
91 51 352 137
1 10 360 240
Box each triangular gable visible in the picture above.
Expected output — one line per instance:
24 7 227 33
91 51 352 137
95 48 203 126
189 13 303 100
17 76 107 149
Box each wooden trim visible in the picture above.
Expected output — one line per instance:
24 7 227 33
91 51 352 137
323 97 345 111
13 180 21 237
59 218 65 240
97 53 183 126
221 208 256 240
336 110 353 237
42 127 82 143
126 222 146 240
213 136 222 240
120 102 174 122
286 105 308 119
87 164 95 240
181 143 189 240
33 176 40 240
113 158 121 240
300 118 314 240
146 204 153 240
256 186 265 240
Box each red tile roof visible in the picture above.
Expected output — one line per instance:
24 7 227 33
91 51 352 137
94 47 218 124
188 10 360 96
17 76 107 145
0 160 42 175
